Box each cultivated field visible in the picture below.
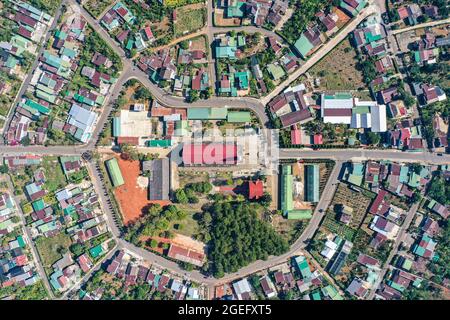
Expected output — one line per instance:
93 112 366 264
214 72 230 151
174 4 206 37
309 37 365 91
83 0 115 18
328 183 373 230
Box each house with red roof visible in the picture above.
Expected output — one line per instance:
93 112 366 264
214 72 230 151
248 180 264 200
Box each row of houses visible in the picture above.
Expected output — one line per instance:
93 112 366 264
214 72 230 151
5 13 116 145
292 0 367 59
96 249 204 300
396 3 443 26
218 255 342 300
0 0 52 78
0 191 42 294
224 0 289 28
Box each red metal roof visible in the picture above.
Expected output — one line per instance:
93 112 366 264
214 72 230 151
182 143 238 166
249 180 264 200
117 136 139 145
323 109 352 116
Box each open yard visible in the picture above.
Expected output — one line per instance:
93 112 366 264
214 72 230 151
328 183 373 230
174 5 206 37
188 35 208 53
112 156 171 225
0 75 21 117
214 9 241 27
113 157 153 225
83 0 115 18
35 232 72 275
42 156 67 192
168 210 199 237
309 37 365 91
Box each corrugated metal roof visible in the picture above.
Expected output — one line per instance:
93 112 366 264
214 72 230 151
105 158 124 187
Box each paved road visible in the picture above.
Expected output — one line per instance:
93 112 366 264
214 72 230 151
367 202 420 300
280 149 450 165
5 175 55 298
2 1 66 141
1 145 449 164
391 17 450 35
262 4 377 104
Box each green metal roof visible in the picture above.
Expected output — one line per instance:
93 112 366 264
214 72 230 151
112 117 121 137
293 34 314 58
305 164 319 203
187 107 228 120
89 244 104 258
281 165 293 213
227 111 251 123
105 158 125 187
25 99 50 114
267 63 285 80
146 139 172 147
32 199 45 212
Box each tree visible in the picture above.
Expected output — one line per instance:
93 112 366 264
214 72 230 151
134 86 152 101
207 201 289 277
69 243 85 256
188 195 199 204
20 136 31 146
179 40 189 50
174 189 189 204
187 90 199 103
149 239 158 248
180 261 194 271
366 132 381 145
259 193 272 206
0 165 8 174
146 204 163 218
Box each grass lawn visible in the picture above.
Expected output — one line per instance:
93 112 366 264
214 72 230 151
178 171 210 188
42 156 67 192
35 232 73 275
83 0 115 18
309 37 365 91
165 0 203 7
27 0 62 15
0 75 21 117
174 7 206 37
170 210 199 237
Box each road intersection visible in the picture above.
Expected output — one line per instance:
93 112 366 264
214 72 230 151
0 0 448 297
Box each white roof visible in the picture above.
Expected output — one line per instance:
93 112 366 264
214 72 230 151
351 113 372 129
325 239 338 250
187 287 199 299
321 93 354 109
320 247 336 260
371 104 387 132
323 116 352 124
233 278 251 295
56 188 73 201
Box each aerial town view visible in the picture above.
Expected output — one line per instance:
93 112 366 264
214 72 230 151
0 0 449 306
